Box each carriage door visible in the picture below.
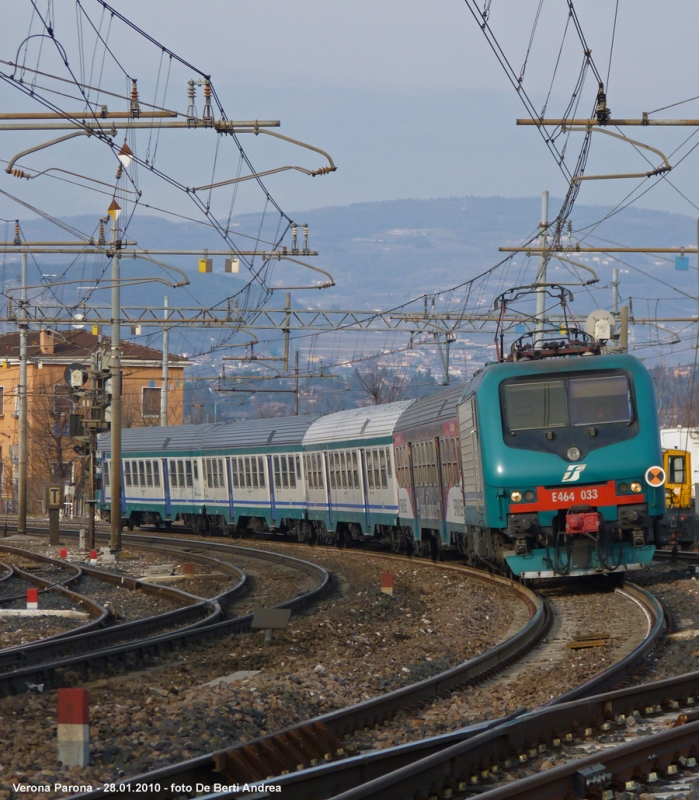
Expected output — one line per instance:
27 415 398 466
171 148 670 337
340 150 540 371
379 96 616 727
225 458 235 520
434 437 448 542
162 458 171 518
360 448 370 528
323 452 333 527
407 442 420 536
267 455 276 522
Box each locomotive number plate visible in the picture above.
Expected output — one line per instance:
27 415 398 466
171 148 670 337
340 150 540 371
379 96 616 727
511 480 641 513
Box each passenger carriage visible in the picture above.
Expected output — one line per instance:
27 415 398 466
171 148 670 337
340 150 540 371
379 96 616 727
301 402 413 545
392 384 466 557
99 424 218 529
198 416 317 534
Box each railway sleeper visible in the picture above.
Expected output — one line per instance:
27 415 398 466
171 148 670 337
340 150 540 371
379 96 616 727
213 720 347 782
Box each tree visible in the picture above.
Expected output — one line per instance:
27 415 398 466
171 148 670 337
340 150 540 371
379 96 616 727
353 360 408 405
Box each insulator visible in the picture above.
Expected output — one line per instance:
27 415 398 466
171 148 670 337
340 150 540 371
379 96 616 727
130 79 140 118
14 220 20 246
187 80 197 121
11 169 28 179
303 224 309 252
202 80 213 122
115 164 123 180
291 225 298 252
98 221 105 245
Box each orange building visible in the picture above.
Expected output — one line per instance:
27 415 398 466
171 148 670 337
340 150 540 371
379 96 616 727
0 329 189 512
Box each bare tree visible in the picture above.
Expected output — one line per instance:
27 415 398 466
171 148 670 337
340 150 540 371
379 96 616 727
653 363 699 428
354 360 408 405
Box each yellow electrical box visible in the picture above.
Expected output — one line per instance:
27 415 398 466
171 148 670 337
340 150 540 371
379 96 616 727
663 448 693 509
198 258 212 273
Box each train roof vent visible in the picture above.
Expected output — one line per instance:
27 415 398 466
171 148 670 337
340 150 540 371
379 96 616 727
267 430 276 443
360 419 370 434
162 437 171 450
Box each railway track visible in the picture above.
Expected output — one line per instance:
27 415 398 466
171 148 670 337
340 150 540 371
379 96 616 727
69 558 548 800
0 536 329 698
65 575 663 800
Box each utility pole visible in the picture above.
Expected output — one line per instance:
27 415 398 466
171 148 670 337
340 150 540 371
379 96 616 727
108 201 122 552
535 190 549 347
294 351 299 416
87 352 98 551
161 296 169 427
17 249 27 534
620 305 629 353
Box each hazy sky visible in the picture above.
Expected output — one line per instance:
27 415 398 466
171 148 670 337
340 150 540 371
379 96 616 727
3 1 699 227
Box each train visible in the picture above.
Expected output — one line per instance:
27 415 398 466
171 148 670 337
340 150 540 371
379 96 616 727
97 339 666 580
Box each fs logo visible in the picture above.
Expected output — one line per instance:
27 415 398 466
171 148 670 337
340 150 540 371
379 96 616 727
562 464 586 483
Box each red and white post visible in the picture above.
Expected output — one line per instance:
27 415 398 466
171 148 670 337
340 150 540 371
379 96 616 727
381 573 394 596
26 588 38 610
57 688 89 766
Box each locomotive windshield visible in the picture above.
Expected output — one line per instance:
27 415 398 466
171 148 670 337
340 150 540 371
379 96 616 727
502 373 633 432
502 380 567 431
568 375 632 426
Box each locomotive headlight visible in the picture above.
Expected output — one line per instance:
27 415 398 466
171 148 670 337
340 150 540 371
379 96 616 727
510 491 523 503
566 446 581 461
523 490 536 502
630 481 643 493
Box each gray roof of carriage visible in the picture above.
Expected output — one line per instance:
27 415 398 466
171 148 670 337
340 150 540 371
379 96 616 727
303 400 415 446
394 384 466 433
98 424 219 455
200 415 319 450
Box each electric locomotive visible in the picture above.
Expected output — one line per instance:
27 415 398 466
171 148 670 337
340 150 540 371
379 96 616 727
455 341 663 578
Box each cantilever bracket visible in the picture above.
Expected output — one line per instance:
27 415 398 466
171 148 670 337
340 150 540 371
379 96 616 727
562 126 671 182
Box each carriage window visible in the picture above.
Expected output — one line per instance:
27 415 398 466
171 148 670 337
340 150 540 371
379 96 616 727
230 459 237 488
146 461 153 487
251 457 259 489
318 454 324 489
289 455 296 489
569 375 632 426
373 449 381 489
185 460 193 488
153 461 161 487
669 455 686 484
352 451 359 489
259 457 266 488
296 456 301 485
170 460 178 488
339 452 346 489
274 456 281 488
193 461 199 482
124 461 132 487
366 451 374 489
386 448 392 479
379 450 387 489
243 457 250 488
503 380 567 431
138 461 145 487
219 459 226 488
176 460 184 488
104 459 110 488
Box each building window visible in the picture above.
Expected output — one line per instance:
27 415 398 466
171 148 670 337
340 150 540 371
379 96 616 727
142 387 161 417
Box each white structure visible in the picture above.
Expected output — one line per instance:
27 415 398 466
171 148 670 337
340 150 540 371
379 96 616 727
660 427 699 495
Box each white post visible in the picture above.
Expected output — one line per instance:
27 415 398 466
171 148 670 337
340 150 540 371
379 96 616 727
109 211 121 552
17 252 27 533
160 296 169 427
535 190 549 347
